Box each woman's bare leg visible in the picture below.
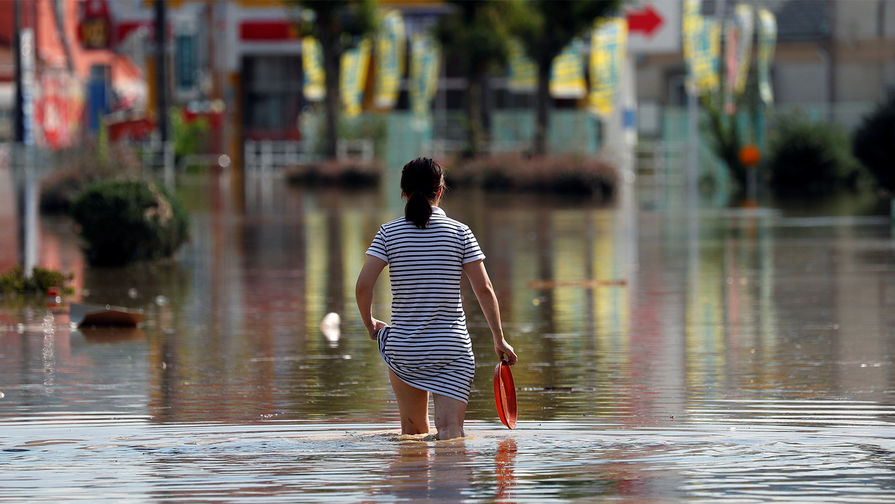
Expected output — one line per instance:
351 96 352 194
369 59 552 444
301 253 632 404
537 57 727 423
433 394 467 440
388 369 430 435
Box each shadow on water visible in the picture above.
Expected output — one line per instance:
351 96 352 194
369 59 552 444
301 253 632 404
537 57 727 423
2 173 895 501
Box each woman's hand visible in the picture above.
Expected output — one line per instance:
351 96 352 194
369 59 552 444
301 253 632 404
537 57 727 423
367 318 388 340
494 338 517 365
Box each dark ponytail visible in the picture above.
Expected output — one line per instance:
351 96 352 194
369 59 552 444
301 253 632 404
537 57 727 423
401 157 445 229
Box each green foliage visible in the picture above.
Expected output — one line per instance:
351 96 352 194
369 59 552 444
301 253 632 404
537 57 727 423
701 94 747 192
290 0 378 47
767 112 862 197
434 1 516 155
853 93 895 192
0 266 74 296
288 0 379 158
171 109 210 163
71 180 189 267
508 0 621 154
41 142 143 213
511 0 620 66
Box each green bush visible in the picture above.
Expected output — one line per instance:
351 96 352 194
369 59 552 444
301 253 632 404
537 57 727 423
853 94 895 192
41 142 143 213
0 266 74 296
767 112 862 197
71 180 189 266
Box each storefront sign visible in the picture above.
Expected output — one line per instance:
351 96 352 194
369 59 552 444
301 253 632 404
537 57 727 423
78 0 113 49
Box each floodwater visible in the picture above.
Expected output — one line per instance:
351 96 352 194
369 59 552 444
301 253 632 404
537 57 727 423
2 173 895 502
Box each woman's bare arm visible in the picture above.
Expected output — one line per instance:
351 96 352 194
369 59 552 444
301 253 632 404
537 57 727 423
463 259 517 364
355 255 388 339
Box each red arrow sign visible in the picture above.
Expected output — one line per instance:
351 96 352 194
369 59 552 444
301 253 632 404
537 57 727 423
626 5 664 37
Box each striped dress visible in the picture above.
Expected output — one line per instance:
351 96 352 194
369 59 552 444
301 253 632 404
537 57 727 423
365 206 485 403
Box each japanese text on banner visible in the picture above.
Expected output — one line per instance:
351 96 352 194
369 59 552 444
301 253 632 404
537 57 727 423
409 35 440 116
589 18 627 117
757 8 777 105
374 10 405 109
550 40 587 99
302 37 325 101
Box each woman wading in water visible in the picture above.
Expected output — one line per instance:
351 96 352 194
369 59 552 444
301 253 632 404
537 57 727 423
355 157 517 440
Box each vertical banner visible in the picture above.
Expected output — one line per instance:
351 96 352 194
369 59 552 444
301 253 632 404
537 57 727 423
682 0 701 92
374 10 405 109
507 39 536 92
340 38 371 117
302 37 325 101
694 18 721 94
757 8 777 105
550 39 587 99
733 4 754 95
589 18 627 117
409 34 440 116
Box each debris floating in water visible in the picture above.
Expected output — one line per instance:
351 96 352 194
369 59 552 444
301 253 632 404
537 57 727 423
527 279 627 289
320 312 341 345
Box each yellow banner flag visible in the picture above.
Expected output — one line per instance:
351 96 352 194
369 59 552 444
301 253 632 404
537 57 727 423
507 39 536 92
409 34 440 116
302 37 324 101
374 10 405 109
341 38 371 117
589 18 626 117
757 8 777 104
733 4 754 95
682 0 701 92
550 40 586 99
695 18 721 94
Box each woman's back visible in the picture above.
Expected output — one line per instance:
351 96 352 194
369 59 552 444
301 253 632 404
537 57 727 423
368 207 483 330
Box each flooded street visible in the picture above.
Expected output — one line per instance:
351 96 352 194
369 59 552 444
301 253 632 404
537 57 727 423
2 174 895 502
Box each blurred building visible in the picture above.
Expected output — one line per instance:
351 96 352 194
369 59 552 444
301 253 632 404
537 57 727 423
636 0 895 137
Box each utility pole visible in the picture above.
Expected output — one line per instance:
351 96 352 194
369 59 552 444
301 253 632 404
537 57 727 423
155 0 168 144
13 0 24 143
13 0 38 278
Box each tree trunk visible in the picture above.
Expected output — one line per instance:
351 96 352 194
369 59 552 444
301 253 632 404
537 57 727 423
534 60 551 156
322 40 340 159
466 72 484 157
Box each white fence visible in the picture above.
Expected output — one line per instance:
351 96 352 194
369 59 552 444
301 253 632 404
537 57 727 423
243 139 374 175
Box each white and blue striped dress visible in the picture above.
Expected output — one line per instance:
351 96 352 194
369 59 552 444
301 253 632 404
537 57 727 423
365 206 485 403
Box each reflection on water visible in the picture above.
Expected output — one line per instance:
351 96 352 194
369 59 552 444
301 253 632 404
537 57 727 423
2 174 895 501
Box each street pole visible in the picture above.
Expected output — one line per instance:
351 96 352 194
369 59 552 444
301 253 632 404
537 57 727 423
154 0 173 186
13 0 24 143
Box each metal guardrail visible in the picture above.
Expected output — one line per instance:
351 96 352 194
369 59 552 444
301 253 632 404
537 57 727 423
243 139 374 174
634 141 686 188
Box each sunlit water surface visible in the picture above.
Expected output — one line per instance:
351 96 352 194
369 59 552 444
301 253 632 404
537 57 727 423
2 174 895 502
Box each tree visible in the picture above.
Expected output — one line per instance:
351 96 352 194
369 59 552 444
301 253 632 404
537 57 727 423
434 1 514 156
853 93 895 193
289 0 378 158
511 0 621 155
